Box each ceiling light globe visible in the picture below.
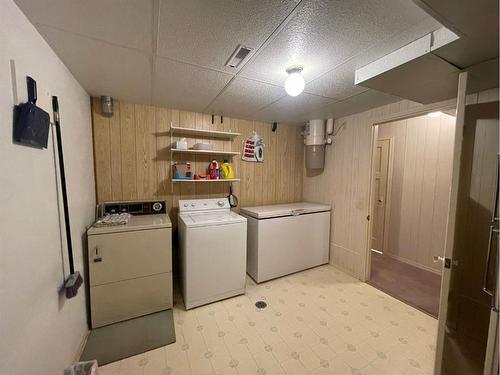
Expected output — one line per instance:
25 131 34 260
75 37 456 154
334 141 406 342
285 71 305 96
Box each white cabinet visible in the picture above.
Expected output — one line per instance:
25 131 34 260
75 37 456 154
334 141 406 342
87 224 172 328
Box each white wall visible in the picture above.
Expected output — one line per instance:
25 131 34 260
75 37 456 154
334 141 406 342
303 99 423 278
303 88 499 280
0 1 95 374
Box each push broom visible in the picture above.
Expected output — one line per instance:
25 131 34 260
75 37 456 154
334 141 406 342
52 96 83 299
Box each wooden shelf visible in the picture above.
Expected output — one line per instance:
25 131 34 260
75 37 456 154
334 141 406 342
171 148 239 156
172 179 240 183
170 125 240 139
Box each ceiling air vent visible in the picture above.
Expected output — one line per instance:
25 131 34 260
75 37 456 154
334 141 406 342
225 44 253 68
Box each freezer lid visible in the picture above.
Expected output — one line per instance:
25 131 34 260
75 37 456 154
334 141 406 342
240 202 331 219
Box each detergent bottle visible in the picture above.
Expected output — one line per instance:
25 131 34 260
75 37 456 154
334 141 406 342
208 160 219 179
220 160 234 179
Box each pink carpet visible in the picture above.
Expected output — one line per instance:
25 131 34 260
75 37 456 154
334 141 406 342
368 252 442 318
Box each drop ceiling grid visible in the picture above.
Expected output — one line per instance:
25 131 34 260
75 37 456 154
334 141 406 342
155 0 302 74
35 23 154 103
303 15 443 99
238 0 434 84
210 0 440 121
200 0 309 114
252 92 338 123
15 0 155 52
14 0 444 122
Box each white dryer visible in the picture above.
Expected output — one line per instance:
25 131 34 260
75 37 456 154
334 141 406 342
87 200 172 328
178 198 247 309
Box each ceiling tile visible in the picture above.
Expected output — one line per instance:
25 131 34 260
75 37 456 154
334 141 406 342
13 0 447 123
416 0 498 68
306 90 400 120
14 0 154 52
357 53 461 104
36 25 152 103
153 57 233 112
253 93 334 123
207 77 285 118
157 0 299 73
305 16 442 101
305 60 369 100
240 0 434 85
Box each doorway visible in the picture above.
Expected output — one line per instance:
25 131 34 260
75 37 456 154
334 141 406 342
368 111 456 318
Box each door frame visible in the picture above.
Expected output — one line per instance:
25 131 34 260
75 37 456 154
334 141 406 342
363 99 458 283
371 136 394 256
432 72 468 374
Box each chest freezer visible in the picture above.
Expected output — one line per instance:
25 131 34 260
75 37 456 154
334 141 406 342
240 202 331 283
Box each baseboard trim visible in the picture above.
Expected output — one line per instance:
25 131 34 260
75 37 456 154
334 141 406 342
329 260 362 280
75 329 90 363
384 253 442 275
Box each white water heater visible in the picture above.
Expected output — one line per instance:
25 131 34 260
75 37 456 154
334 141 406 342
304 119 333 169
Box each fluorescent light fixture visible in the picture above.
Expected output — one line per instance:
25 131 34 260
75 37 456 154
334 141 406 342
427 111 442 118
285 66 305 96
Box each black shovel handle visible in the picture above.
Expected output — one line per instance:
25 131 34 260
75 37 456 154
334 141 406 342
52 96 75 275
27 76 37 104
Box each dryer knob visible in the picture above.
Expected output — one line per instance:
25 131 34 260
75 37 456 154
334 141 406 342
152 202 163 212
217 200 225 207
183 203 188 207
191 203 196 207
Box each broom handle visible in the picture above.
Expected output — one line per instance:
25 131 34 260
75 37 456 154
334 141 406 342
52 96 75 275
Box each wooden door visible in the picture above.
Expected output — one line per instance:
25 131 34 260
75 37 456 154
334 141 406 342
371 138 391 252
435 71 500 375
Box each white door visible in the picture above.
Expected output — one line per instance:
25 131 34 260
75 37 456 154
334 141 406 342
434 72 500 375
371 138 391 253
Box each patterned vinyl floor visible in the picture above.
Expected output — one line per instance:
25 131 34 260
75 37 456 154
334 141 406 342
99 265 437 375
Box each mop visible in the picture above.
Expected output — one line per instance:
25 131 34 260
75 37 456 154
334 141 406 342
52 96 83 299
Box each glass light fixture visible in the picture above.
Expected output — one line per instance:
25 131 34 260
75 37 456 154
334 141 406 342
285 66 305 97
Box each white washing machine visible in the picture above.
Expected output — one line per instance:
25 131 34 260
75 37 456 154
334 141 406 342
178 198 247 309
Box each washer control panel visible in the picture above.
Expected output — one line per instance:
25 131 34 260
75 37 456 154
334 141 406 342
179 198 230 212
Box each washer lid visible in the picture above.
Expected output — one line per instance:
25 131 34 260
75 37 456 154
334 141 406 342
240 202 331 219
88 213 172 235
180 211 246 227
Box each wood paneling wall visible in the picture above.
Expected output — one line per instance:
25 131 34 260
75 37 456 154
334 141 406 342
303 88 499 280
378 113 455 273
92 98 303 225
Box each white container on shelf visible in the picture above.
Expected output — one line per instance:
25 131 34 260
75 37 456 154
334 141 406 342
192 142 213 150
175 138 188 150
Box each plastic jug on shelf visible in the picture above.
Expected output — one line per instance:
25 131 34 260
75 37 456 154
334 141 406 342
175 137 188 150
220 160 234 179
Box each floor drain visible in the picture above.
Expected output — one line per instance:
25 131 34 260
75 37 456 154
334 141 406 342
255 301 267 309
